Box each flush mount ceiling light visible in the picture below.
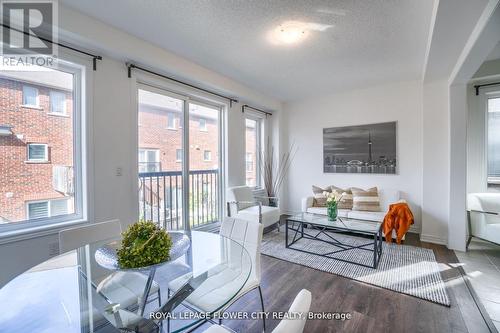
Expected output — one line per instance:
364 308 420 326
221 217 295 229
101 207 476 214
267 21 333 46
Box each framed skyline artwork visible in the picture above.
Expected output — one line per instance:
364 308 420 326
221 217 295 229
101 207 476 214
323 121 397 174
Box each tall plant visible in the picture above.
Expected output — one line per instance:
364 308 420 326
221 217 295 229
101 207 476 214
259 138 296 204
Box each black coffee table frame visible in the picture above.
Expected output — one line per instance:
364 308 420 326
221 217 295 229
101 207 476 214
285 217 383 269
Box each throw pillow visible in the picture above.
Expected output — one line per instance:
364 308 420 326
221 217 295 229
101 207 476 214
351 187 381 212
330 186 353 210
312 185 330 207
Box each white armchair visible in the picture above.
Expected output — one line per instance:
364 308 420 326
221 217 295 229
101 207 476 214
467 193 500 247
226 186 281 231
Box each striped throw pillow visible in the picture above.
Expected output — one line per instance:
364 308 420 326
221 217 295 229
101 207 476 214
351 187 381 212
312 185 330 207
330 186 353 210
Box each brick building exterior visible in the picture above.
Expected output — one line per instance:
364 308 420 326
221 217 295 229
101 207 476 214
1 81 257 225
0 72 74 223
138 102 220 173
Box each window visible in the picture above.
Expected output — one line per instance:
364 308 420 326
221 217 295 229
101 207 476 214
246 153 253 171
27 144 48 162
488 97 500 184
22 85 39 107
167 113 176 129
199 118 207 131
27 199 69 219
176 149 183 162
50 91 66 115
1 60 82 232
245 117 262 187
203 150 211 161
138 149 160 172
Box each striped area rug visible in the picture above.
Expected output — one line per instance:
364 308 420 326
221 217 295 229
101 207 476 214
261 228 451 306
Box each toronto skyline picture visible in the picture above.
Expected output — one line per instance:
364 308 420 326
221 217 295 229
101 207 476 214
323 122 397 174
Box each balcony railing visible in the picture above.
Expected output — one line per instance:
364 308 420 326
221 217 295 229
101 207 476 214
138 169 220 230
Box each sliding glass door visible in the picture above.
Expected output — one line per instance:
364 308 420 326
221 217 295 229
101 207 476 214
137 85 222 230
188 102 221 227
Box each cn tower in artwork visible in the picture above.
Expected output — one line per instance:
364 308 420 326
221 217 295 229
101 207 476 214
368 132 372 163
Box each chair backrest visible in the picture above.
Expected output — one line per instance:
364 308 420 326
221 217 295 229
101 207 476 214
226 186 255 211
59 219 122 253
272 289 312 333
219 217 263 283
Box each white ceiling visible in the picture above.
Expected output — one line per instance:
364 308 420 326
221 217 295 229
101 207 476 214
61 0 434 102
487 42 500 61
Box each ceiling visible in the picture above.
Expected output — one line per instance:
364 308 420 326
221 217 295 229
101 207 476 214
487 42 500 61
61 0 434 102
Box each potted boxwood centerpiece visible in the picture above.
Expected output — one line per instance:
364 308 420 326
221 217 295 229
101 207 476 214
94 220 190 272
117 220 173 269
324 191 346 221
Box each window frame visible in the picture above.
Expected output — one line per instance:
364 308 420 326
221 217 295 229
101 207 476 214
138 148 160 172
167 112 176 130
245 114 263 188
27 143 49 162
26 198 70 220
203 150 212 162
245 152 253 172
199 118 207 131
22 85 40 108
49 90 67 115
487 91 500 185
176 149 183 162
0 57 88 239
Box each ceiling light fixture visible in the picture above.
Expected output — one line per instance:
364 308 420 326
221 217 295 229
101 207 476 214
276 22 307 44
267 21 333 46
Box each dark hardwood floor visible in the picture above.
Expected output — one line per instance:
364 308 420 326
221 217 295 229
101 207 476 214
182 217 494 332
221 234 491 333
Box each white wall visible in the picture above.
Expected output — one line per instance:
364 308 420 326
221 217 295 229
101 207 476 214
281 81 423 232
0 5 282 287
421 80 450 245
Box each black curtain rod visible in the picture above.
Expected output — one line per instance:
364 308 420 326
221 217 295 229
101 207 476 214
241 104 272 117
474 82 500 95
127 63 238 106
1 23 102 70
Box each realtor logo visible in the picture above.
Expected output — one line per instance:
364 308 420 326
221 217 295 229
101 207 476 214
1 0 58 67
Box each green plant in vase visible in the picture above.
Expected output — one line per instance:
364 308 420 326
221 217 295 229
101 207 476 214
117 220 173 269
324 191 345 221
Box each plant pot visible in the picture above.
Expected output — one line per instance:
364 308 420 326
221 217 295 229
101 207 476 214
327 204 338 221
269 197 279 207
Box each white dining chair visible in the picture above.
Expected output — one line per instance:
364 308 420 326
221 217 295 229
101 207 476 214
59 220 122 253
202 289 312 333
58 219 162 310
167 217 264 330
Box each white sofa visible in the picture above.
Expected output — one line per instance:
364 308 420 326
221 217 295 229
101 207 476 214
301 188 401 238
467 193 500 246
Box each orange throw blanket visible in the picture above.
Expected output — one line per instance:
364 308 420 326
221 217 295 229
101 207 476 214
382 202 414 244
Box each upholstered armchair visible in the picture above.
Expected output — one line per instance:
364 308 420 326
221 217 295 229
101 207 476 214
467 193 500 248
226 186 281 230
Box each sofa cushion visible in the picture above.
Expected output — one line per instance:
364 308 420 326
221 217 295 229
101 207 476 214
351 187 381 212
347 210 386 222
330 186 353 210
312 185 330 207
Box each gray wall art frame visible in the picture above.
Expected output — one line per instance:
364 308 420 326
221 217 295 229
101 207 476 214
323 121 397 174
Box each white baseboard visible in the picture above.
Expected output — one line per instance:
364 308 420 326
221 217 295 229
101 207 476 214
420 234 448 246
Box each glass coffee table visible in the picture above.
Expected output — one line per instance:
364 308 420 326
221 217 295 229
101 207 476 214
286 213 383 268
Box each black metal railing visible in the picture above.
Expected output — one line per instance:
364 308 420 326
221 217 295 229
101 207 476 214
138 169 219 230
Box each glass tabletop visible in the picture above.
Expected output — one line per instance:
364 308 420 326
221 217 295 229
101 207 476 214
0 230 251 333
287 213 382 234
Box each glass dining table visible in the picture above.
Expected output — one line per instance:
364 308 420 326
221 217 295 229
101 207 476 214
0 230 252 333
